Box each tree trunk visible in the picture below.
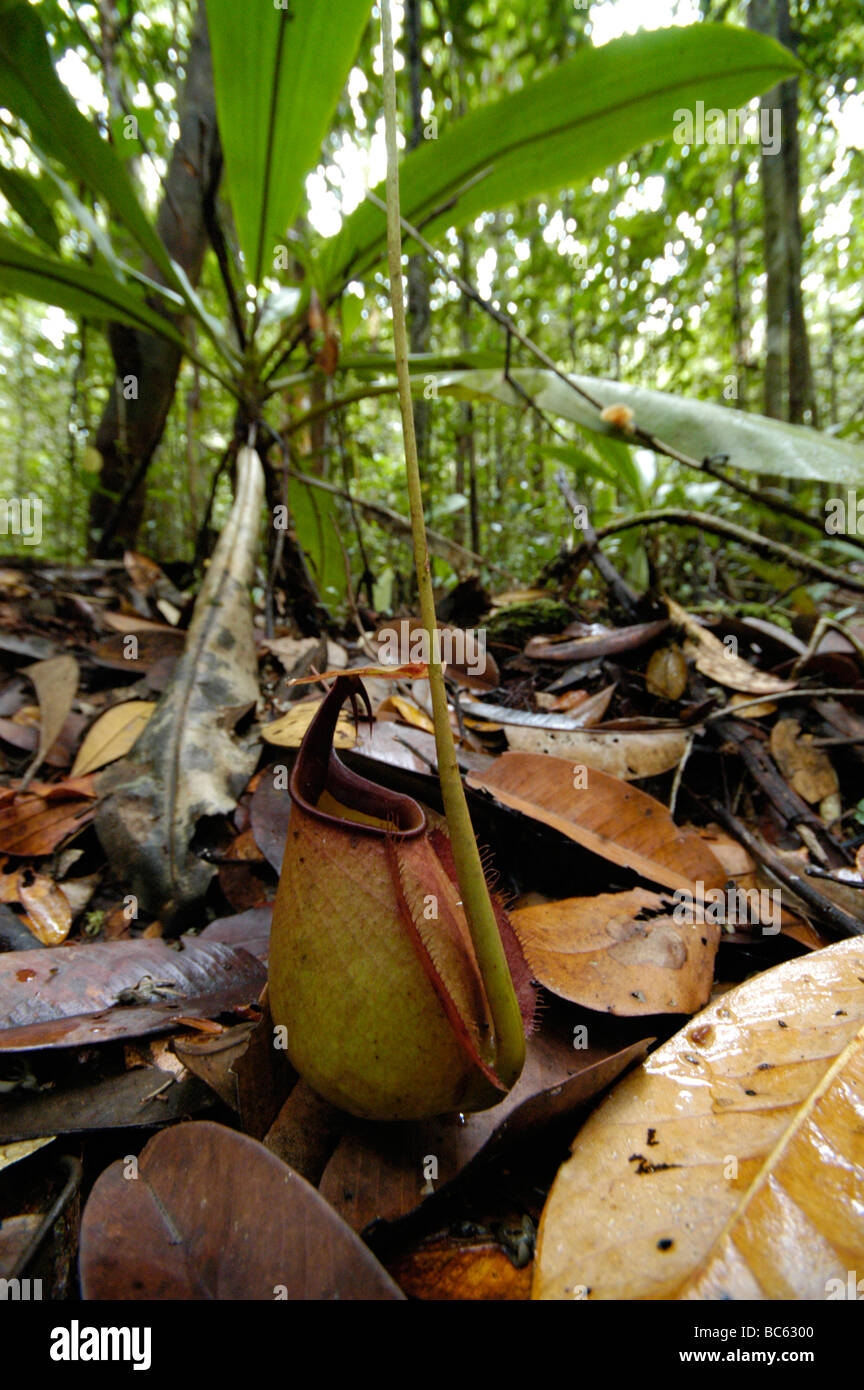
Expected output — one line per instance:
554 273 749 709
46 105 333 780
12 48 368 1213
90 3 222 556
405 0 430 472
747 0 814 424
729 155 748 409
777 0 816 425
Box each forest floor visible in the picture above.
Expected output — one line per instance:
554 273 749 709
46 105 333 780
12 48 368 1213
1 550 863 1301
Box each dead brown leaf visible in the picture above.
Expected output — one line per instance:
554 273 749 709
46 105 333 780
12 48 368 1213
467 752 727 895
770 717 839 805
20 655 79 786
511 888 719 1015
71 701 155 777
668 598 797 695
79 1120 404 1299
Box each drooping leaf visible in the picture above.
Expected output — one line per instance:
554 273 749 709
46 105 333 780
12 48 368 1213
205 0 372 286
533 937 864 1300
421 368 864 487
0 164 59 249
323 24 799 288
79 1120 404 1299
0 235 188 348
0 0 175 279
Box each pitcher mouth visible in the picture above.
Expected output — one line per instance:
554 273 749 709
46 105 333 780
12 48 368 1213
289 674 426 839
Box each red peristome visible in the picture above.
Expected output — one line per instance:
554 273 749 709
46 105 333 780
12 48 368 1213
428 826 538 1036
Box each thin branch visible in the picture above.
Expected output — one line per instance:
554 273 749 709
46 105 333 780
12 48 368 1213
555 468 640 617
703 798 862 938
586 509 864 595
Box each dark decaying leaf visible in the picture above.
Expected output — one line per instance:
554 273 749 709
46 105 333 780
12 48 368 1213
79 1120 404 1300
318 1035 650 1233
95 448 264 926
0 1067 215 1144
0 938 265 1051
198 905 272 961
173 995 289 1138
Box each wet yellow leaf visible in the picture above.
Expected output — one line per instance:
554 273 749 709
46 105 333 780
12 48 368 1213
533 937 864 1300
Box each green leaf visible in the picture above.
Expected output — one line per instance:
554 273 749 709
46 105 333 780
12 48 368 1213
0 0 174 280
322 24 800 289
415 368 864 487
0 163 59 250
0 234 188 348
205 0 371 289
287 474 346 602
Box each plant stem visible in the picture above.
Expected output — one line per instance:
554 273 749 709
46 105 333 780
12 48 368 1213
379 0 524 1090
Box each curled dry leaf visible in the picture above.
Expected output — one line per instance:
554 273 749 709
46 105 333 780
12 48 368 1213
511 888 719 1016
96 447 264 926
461 687 615 731
20 655 80 787
533 936 864 1300
645 645 688 701
71 701 156 777
79 1120 403 1300
467 752 726 896
524 620 668 663
769 717 839 805
667 598 796 695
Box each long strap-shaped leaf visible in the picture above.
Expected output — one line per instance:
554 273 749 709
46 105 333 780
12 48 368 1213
322 23 799 290
205 0 372 289
0 235 188 347
0 0 176 282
